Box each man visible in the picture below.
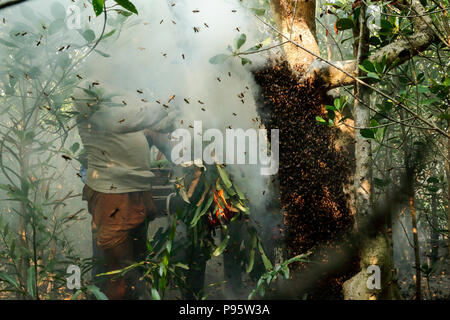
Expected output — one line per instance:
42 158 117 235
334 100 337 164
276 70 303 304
73 80 176 299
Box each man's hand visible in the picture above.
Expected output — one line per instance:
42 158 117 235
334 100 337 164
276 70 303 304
144 129 173 161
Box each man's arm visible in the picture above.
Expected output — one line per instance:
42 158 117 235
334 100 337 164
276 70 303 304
73 83 178 134
144 129 175 161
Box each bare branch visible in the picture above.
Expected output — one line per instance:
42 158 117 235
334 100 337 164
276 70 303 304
302 0 437 88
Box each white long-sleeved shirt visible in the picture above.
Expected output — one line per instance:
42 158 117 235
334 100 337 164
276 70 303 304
73 81 175 193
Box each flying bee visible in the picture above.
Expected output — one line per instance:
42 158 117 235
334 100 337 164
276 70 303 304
58 46 65 52
92 81 99 86
163 104 169 108
182 54 185 59
162 52 167 57
235 27 240 32
189 125 194 129
156 100 161 104
42 24 47 29
228 125 232 129
184 98 190 104
232 9 237 12
25 74 30 80
172 20 176 24
204 23 209 28
141 98 148 102
180 120 184 124
77 74 83 79
193 27 200 33
2 18 5 24
193 10 199 13
228 72 231 77
87 102 95 107
62 155 72 161
137 89 143 94
122 100 127 105
241 99 245 104
233 113 237 116
89 16 91 22
119 119 125 123
216 77 221 82
201 107 205 111
70 96 75 100
21 32 27 36
36 41 41 46
168 95 175 103
160 19 164 24
198 100 204 104
15 32 20 36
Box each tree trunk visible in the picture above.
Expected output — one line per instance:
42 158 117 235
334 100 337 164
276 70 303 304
430 192 439 265
409 195 422 300
342 3 401 300
270 0 319 72
447 121 450 258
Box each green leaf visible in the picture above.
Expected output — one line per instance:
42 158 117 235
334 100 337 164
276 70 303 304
213 234 230 257
151 288 161 300
316 116 328 124
241 58 252 65
86 285 108 300
250 8 266 16
380 19 394 31
258 241 272 270
360 129 375 139
245 44 262 53
0 272 20 289
217 165 232 189
70 290 83 300
82 29 96 42
48 18 65 35
70 142 80 153
235 34 247 50
209 54 229 65
114 0 138 15
92 0 105 16
190 194 214 227
26 266 36 298
361 60 376 73
51 2 66 19
336 18 354 30
173 263 189 270
94 49 111 57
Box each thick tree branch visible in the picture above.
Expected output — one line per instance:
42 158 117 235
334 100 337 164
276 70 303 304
303 0 436 88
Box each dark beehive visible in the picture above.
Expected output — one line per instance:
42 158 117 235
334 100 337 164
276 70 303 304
253 61 357 298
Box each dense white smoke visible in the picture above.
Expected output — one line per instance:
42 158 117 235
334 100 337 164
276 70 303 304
77 0 275 209
1 0 280 298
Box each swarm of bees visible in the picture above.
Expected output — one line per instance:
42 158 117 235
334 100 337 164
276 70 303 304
253 61 355 297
